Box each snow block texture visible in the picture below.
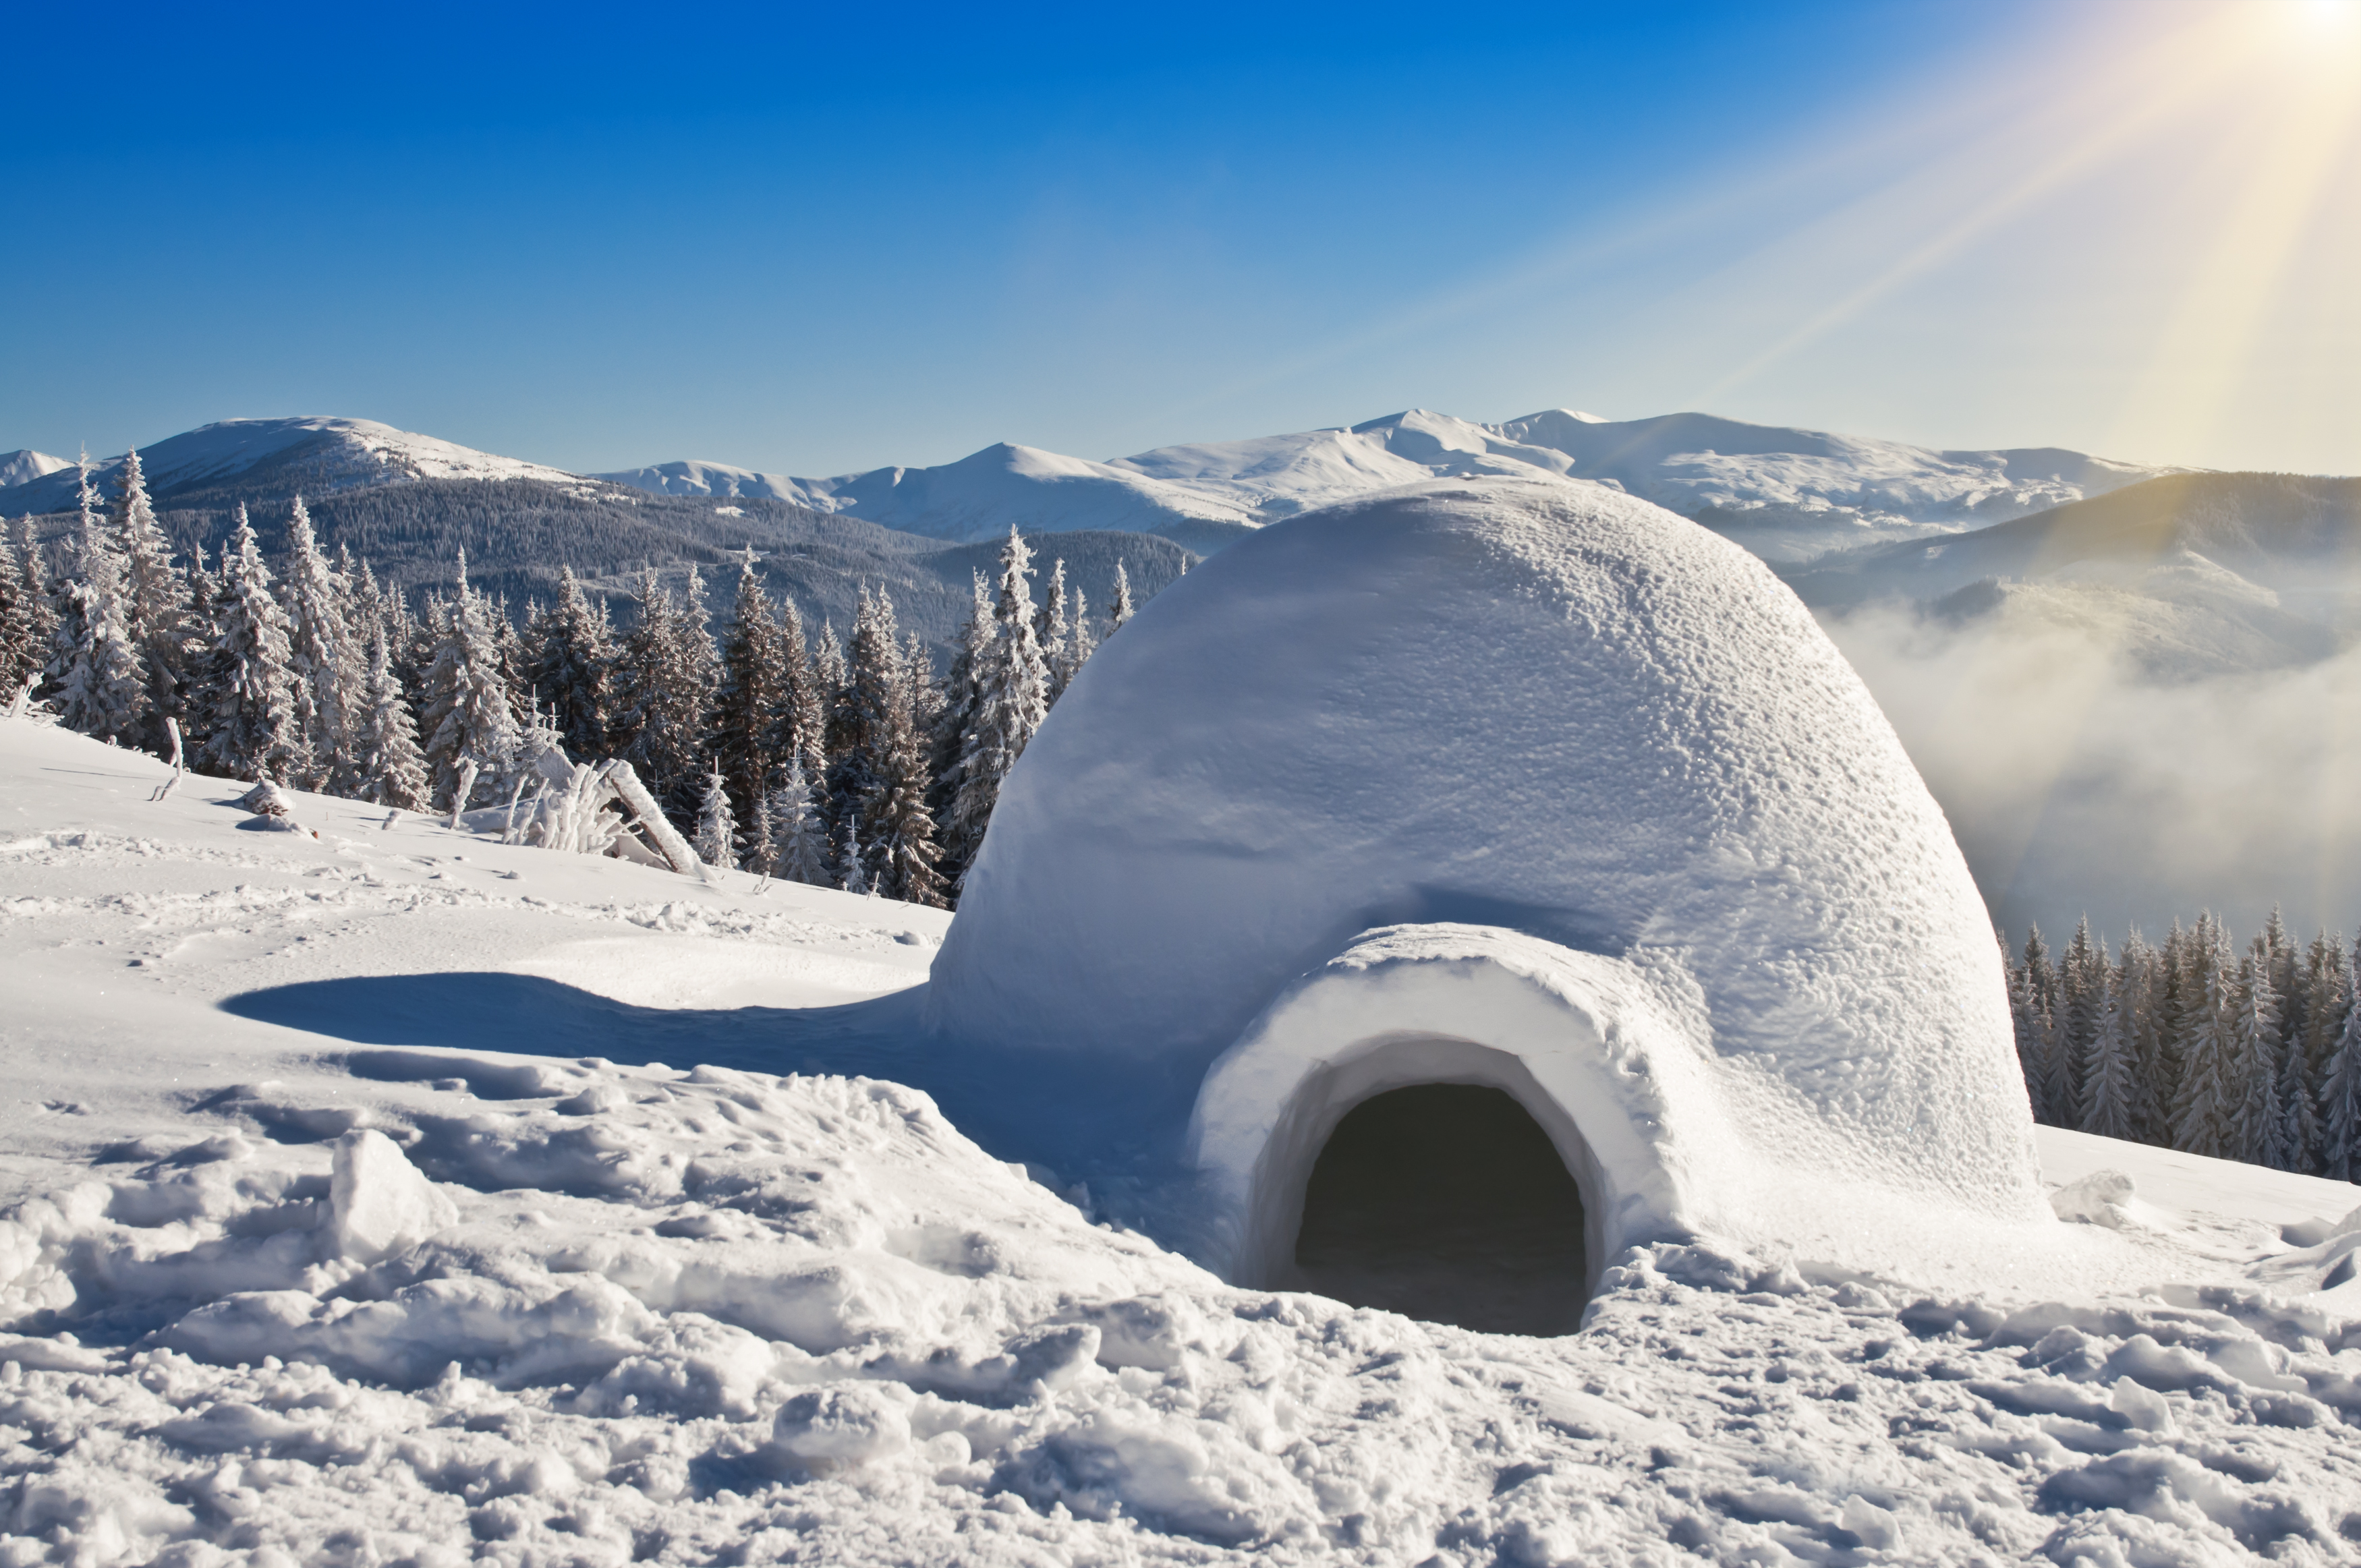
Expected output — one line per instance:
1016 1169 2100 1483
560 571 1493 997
928 476 2049 1281
328 1128 458 1265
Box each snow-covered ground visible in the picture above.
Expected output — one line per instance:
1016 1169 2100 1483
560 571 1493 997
5 720 2361 1565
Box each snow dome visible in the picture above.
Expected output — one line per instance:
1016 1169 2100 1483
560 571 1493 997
927 476 2049 1331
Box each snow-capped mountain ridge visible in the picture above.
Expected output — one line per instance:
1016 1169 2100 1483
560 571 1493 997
0 448 69 490
601 407 2174 560
0 415 586 514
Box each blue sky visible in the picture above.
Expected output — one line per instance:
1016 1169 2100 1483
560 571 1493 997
8 1 2357 477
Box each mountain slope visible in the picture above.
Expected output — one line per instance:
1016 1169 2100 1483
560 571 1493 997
1785 472 2361 606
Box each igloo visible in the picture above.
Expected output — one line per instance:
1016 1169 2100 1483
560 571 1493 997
927 475 2049 1332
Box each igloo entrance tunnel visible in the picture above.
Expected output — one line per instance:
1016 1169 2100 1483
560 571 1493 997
927 475 2052 1328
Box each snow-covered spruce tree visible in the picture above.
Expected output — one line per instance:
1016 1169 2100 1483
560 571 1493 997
2080 940 2142 1141
693 765 739 870
714 554 789 826
2232 941 2282 1167
200 505 300 782
354 620 430 811
278 496 362 790
51 457 150 746
523 565 614 762
928 572 993 878
1036 558 1070 702
2006 943 2053 1119
418 549 521 813
1064 587 1095 691
111 448 192 750
2055 919 2103 1126
1108 561 1136 637
2146 921 2190 1139
824 589 946 904
946 527 1052 883
768 757 831 886
0 525 45 697
2300 932 2349 1171
836 815 867 895
743 783 776 878
2321 940 2361 1182
2273 1007 2324 1175
772 594 826 788
2171 919 2236 1159
2116 933 2168 1145
610 568 716 825
9 517 59 698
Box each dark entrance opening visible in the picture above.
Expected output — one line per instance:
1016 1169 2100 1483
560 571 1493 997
1292 1084 1587 1335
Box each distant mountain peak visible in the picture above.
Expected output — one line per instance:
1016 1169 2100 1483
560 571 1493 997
0 449 71 491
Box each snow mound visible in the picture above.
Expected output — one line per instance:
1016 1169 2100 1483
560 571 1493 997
932 476 2049 1290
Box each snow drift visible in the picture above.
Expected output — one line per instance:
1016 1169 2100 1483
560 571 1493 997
930 475 2051 1307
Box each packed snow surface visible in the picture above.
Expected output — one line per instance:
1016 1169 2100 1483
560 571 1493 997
0 418 583 513
604 409 2166 558
935 477 2046 1282
5 721 2361 1563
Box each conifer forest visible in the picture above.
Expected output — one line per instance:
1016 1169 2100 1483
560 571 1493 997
1 455 1145 911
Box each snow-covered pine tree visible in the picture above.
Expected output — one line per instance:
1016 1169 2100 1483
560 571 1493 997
769 757 831 886
2171 918 2236 1159
1064 587 1095 689
837 816 867 896
277 496 361 791
2322 939 2361 1182
1108 561 1136 637
814 616 852 781
743 783 776 879
693 764 739 870
9 517 58 699
714 553 789 827
2233 940 2282 1167
2147 921 2190 1140
2300 932 2348 1173
857 598 946 907
199 505 300 782
945 527 1052 883
608 570 691 821
772 594 826 788
354 619 430 811
2116 933 2167 1144
1036 558 1070 701
2081 940 2143 1141
2006 942 2052 1119
51 457 150 746
2014 926 2062 1124
524 565 615 763
928 572 993 877
0 525 43 697
2057 919 2103 1125
111 448 192 751
2273 1006 2324 1175
418 549 521 813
